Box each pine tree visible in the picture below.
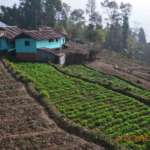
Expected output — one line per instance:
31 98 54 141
138 28 147 44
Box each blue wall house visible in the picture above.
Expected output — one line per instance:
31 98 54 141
0 26 22 52
15 29 66 61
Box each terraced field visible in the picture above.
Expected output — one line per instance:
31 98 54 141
0 61 104 150
12 62 150 150
59 65 150 99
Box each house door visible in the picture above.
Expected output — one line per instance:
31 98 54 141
59 54 66 65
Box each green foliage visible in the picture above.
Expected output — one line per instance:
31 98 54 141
60 65 150 99
0 0 62 28
145 141 150 150
39 90 49 98
70 9 85 25
101 0 132 51
86 0 96 25
12 61 150 150
138 28 147 44
96 29 107 43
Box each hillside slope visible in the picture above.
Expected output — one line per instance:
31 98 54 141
10 61 150 150
0 61 104 150
88 49 150 89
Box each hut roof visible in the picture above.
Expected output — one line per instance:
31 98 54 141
0 26 22 40
0 26 64 41
16 28 63 40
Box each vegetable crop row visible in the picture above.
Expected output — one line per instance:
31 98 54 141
10 61 150 150
57 65 150 104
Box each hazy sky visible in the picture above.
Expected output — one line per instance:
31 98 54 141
1 0 150 40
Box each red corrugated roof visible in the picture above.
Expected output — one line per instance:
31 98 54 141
0 26 64 40
0 26 22 40
16 26 63 40
20 30 63 40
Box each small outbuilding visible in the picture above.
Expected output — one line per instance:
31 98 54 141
37 48 66 64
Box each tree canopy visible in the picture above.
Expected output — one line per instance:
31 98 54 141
0 0 62 28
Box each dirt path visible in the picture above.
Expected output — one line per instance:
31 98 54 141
88 61 150 89
0 62 104 150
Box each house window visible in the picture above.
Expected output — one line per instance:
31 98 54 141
49 39 54 42
25 41 30 46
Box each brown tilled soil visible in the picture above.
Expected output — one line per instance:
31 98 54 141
88 49 150 89
0 62 104 150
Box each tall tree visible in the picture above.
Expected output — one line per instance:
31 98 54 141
101 0 122 51
120 2 132 49
90 12 102 29
0 4 23 27
67 9 85 40
60 3 71 27
101 0 132 51
43 0 62 27
70 9 85 25
101 0 120 26
86 0 103 42
86 0 96 26
19 0 43 28
0 0 62 28
138 27 147 44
